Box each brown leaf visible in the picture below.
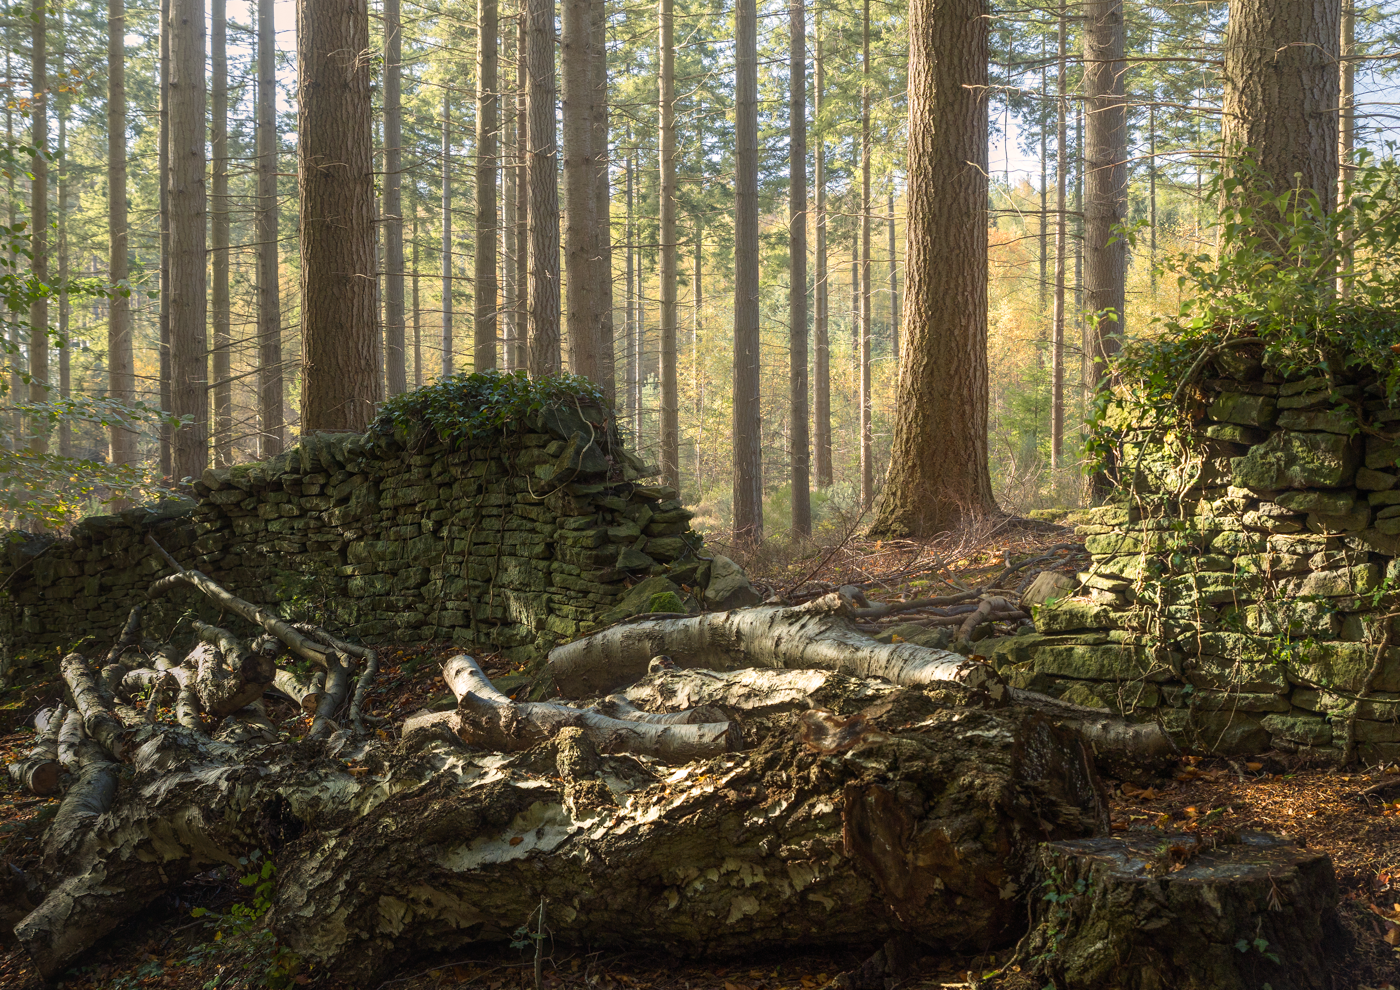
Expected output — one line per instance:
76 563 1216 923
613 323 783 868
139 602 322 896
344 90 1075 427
509 836 524 846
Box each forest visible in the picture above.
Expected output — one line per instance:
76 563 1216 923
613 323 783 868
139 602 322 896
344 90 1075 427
2 0 1390 537
4 0 1400 988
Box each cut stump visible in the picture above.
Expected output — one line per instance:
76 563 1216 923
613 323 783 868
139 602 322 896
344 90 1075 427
1029 831 1339 990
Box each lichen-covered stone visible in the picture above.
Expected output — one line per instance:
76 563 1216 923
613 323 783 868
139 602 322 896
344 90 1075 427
1206 391 1277 428
1261 712 1333 747
1231 430 1359 489
1031 643 1177 682
1275 407 1357 434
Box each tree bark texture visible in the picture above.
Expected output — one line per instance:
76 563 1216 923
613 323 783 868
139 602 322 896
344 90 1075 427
789 0 810 538
503 20 519 372
211 0 231 467
298 0 383 431
869 0 994 537
107 0 136 467
513 11 530 372
168 0 207 480
475 0 499 373
528 0 561 376
732 0 763 544
1050 4 1066 471
887 187 899 368
1028 832 1339 990
589 0 614 404
27 0 48 456
563 0 598 385
659 0 679 489
442 93 455 377
812 18 831 489
158 0 172 478
257 0 284 456
384 0 407 394
1222 0 1340 217
1083 0 1126 386
858 0 872 510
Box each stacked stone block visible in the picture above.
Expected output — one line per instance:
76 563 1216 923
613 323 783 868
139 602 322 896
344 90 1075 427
1 408 719 669
991 368 1400 763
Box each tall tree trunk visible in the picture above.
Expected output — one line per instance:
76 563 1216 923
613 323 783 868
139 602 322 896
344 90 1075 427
732 0 762 543
812 17 831 489
657 0 679 487
625 154 636 432
257 0 282 456
5 46 16 446
56 1 69 458
1223 0 1340 221
886 187 898 368
169 0 208 480
475 0 499 372
1038 38 1047 323
502 18 517 373
211 0 231 467
412 211 423 386
590 0 614 402
158 0 172 477
1083 0 1126 389
1049 2 1066 471
1338 2 1354 294
442 92 454 377
383 0 407 393
513 10 529 372
107 0 135 467
29 0 48 457
562 0 590 378
527 0 560 376
298 0 383 431
693 229 702 485
869 0 994 537
789 0 810 538
858 0 872 511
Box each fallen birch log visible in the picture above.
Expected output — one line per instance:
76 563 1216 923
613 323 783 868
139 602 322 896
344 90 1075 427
546 594 1008 700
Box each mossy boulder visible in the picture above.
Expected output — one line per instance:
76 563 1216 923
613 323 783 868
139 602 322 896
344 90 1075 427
1230 430 1359 489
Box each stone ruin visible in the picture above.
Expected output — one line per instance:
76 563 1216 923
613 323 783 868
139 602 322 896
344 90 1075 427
979 362 1400 763
0 394 758 677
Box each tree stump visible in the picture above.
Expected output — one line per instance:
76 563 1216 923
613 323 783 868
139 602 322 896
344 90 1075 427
1029 831 1339 990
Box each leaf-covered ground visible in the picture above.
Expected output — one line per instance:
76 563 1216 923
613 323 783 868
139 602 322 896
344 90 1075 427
1 526 1396 989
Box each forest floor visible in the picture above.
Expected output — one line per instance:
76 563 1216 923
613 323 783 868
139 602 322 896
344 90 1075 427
1 520 1398 989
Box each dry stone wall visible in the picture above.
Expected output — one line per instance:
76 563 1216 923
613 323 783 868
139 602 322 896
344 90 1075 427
985 367 1400 763
1 402 748 674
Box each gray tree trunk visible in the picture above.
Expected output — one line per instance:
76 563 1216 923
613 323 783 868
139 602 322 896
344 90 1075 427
383 0 407 393
858 0 872 511
812 18 831 489
658 0 679 487
887 187 898 367
158 0 172 477
789 0 810 538
28 0 48 457
442 92 454 376
107 0 136 467
297 0 383 432
257 0 283 455
211 0 231 467
590 0 614 401
868 0 994 537
56 3 70 458
1050 3 1066 471
475 0 499 373
732 0 762 543
168 0 208 480
527 0 561 375
502 18 518 372
1083 0 1126 387
513 11 530 372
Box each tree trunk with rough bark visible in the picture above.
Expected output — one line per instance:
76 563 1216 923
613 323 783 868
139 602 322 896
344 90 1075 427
298 0 383 431
257 0 283 455
1050 3 1066 472
813 18 831 489
732 0 762 544
475 0 499 373
28 0 48 457
868 0 994 537
158 0 172 478
168 0 207 480
858 0 872 510
528 0 561 375
658 0 679 488
1223 0 1340 223
562 0 597 384
107 0 136 467
384 0 407 393
1083 0 1126 388
211 0 231 467
442 92 454 377
789 0 810 538
513 10 530 372
590 0 614 402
